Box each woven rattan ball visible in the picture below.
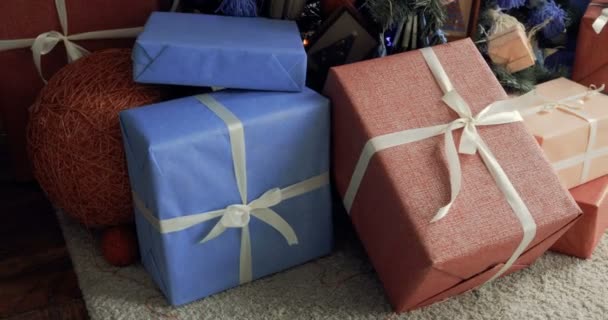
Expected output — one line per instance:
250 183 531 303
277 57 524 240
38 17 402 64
28 49 165 227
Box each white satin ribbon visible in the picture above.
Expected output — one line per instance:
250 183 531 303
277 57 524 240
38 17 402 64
518 84 605 183
132 94 329 284
344 47 537 282
170 0 181 12
0 0 144 82
593 7 608 34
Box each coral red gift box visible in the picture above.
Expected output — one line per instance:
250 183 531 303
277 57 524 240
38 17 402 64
323 39 581 312
572 0 608 92
552 175 608 259
0 0 168 180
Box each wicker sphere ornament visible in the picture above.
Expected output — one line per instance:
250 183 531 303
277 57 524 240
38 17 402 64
28 49 166 227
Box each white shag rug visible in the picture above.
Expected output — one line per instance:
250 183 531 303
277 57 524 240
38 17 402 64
57 211 608 320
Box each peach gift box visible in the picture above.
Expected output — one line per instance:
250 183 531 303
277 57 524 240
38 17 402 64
552 175 608 259
516 77 608 189
323 39 581 312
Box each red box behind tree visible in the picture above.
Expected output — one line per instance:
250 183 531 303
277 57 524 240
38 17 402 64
0 0 169 180
572 0 608 92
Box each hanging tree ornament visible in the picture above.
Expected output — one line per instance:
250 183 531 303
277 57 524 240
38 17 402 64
486 9 536 73
474 0 576 93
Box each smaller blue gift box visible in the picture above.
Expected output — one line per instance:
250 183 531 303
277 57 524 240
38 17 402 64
119 88 332 305
132 12 307 92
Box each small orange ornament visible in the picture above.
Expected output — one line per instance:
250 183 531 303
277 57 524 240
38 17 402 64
101 225 140 267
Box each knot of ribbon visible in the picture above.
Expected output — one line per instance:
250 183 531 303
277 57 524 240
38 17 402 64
428 88 525 222
201 187 297 247
225 194 280 228
524 84 604 114
539 102 578 113
132 94 329 285
198 185 299 284
593 7 608 34
222 205 253 228
30 30 90 81
343 47 537 283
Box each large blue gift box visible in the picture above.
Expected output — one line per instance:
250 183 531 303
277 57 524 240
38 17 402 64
132 12 307 92
119 88 332 305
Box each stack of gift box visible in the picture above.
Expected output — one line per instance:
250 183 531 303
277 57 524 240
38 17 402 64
3 0 607 313
518 0 608 260
116 9 608 312
121 12 333 305
514 78 608 259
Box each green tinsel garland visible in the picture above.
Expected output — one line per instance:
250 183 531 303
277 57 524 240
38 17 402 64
491 64 563 93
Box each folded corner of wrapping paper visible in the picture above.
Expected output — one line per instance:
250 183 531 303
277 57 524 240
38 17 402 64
269 53 307 92
287 57 307 91
409 209 581 311
131 42 159 81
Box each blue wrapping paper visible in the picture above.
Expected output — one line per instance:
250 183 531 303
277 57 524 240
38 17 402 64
119 88 332 305
132 12 307 92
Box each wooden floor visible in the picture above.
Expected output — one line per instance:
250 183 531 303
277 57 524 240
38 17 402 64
0 151 88 319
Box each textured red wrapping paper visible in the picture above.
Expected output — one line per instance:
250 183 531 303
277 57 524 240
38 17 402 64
0 0 168 180
552 176 608 259
324 39 581 312
572 0 608 92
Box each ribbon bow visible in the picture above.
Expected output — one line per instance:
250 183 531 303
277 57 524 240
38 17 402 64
344 47 537 282
0 0 145 82
416 50 528 225
200 187 298 283
430 89 525 222
593 7 608 34
203 188 292 238
133 94 329 284
30 30 90 81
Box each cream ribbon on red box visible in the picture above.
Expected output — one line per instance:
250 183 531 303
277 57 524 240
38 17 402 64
517 84 606 184
592 6 608 34
0 0 177 82
343 47 537 282
132 94 329 284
